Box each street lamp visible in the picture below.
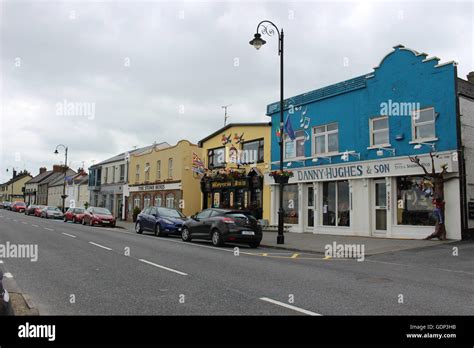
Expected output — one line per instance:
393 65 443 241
54 144 68 212
250 20 285 244
5 167 16 202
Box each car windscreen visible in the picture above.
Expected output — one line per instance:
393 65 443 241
47 207 60 211
94 208 111 215
17 202 26 206
75 208 85 213
157 208 185 218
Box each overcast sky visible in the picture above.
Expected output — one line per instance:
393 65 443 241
0 0 472 182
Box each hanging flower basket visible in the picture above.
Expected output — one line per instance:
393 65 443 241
269 170 293 184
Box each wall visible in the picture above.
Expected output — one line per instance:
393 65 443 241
460 95 474 229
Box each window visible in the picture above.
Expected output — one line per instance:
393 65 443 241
154 194 162 207
322 180 350 227
112 166 116 183
144 195 151 209
156 160 161 180
145 162 150 182
133 196 140 209
370 117 389 146
284 130 305 160
242 139 264 164
104 168 108 184
397 176 437 226
166 193 175 208
313 123 338 155
283 184 299 224
413 108 436 141
196 209 212 220
119 164 125 182
208 147 225 168
135 165 140 182
168 158 173 178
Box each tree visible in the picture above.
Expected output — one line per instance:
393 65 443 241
408 152 458 240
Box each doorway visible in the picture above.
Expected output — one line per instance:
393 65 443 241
373 179 387 235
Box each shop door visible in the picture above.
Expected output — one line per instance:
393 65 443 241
305 185 315 231
373 179 387 235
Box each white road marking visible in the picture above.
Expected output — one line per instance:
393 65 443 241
3 272 13 278
259 297 322 316
138 258 188 276
88 241 112 251
0 260 3 264
32 224 39 227
21 221 28 224
43 227 54 231
62 233 76 238
13 219 17 222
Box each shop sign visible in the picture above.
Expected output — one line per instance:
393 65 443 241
211 180 247 189
129 182 181 192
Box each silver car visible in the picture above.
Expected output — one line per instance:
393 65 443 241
41 206 64 219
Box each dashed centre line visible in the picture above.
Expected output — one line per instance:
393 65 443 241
43 227 54 231
260 297 322 316
62 233 76 238
88 241 112 251
139 259 188 276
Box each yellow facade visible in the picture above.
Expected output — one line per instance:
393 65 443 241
198 123 271 221
0 174 32 202
127 140 202 219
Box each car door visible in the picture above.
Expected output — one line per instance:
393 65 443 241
148 207 158 230
141 208 151 231
190 209 212 237
205 210 224 238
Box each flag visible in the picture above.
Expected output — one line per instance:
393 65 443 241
192 152 205 175
284 115 296 140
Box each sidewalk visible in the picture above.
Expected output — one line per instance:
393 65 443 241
116 221 453 256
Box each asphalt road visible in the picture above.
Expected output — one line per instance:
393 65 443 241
0 209 472 315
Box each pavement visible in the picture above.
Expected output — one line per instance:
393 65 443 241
116 220 452 256
0 209 472 315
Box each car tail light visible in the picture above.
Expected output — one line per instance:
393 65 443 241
222 217 235 224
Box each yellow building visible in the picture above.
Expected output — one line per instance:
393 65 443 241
198 122 271 221
126 140 202 220
0 171 33 202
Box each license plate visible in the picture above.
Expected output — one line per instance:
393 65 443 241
102 221 110 224
242 231 255 235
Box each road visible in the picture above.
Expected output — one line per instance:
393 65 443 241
0 209 472 315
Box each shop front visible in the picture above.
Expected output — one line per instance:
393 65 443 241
267 152 462 240
201 169 264 219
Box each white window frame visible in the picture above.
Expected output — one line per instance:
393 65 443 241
156 160 161 180
135 165 140 182
284 130 305 160
144 162 150 182
369 116 390 147
104 167 108 184
168 158 173 178
411 107 436 142
166 194 174 208
312 123 339 156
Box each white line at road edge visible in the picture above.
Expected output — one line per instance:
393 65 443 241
260 297 322 316
89 241 112 251
3 272 13 278
138 258 188 276
62 233 77 238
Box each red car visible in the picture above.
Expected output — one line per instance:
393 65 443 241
64 207 86 224
82 207 116 227
34 205 46 217
11 201 26 213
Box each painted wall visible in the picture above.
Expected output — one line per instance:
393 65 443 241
460 95 474 229
199 124 271 221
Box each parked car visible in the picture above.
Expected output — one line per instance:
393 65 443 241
135 207 186 236
41 206 64 219
0 271 11 316
181 208 262 248
25 204 39 215
64 207 86 223
0 202 7 209
2 202 11 210
33 205 45 217
11 201 26 213
82 207 116 227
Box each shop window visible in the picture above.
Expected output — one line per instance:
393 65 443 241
397 176 436 226
283 184 299 224
145 163 150 182
208 147 226 168
166 193 175 208
154 194 162 207
242 139 264 164
412 107 436 141
133 196 141 209
370 116 389 146
144 195 151 209
156 160 161 180
313 123 338 155
322 180 350 227
284 131 305 160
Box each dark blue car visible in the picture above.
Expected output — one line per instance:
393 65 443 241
135 206 186 237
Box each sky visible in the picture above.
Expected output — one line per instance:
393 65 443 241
0 0 473 182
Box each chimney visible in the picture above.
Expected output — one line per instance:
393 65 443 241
12 169 17 178
39 167 47 174
467 72 474 84
52 164 66 173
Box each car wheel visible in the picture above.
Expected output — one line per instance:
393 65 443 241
249 241 260 249
135 222 143 234
211 229 223 247
155 224 166 237
181 227 191 242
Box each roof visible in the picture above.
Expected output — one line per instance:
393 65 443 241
25 170 56 185
41 169 77 187
198 122 271 147
2 172 32 186
90 142 170 168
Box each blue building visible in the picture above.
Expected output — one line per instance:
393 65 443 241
265 45 474 240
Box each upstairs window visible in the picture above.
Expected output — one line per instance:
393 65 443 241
144 163 150 182
284 130 305 160
119 164 125 182
208 147 226 168
412 108 436 141
135 165 140 183
156 160 161 180
242 139 264 164
168 158 173 178
370 117 389 146
313 123 338 155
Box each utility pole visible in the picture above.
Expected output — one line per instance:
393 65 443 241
222 104 231 126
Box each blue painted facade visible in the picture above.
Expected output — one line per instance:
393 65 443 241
267 45 458 168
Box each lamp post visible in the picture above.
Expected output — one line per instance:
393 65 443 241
54 144 68 212
249 20 285 244
5 167 16 202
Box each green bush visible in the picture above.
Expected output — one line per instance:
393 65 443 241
132 206 141 222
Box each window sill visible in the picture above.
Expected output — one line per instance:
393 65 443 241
367 144 391 150
409 138 438 144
